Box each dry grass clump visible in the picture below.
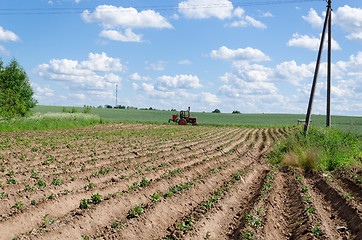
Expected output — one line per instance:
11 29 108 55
282 148 319 170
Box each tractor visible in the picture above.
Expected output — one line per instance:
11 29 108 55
169 107 197 125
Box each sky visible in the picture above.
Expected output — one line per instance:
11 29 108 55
0 0 361 116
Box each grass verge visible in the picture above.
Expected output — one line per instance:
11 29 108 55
0 112 102 131
268 126 362 171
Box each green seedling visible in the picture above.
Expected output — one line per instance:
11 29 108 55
127 204 144 218
7 178 17 184
150 193 162 204
305 206 316 215
301 186 309 193
13 201 23 210
52 178 63 186
37 179 47 188
80 199 91 209
301 195 312 202
91 193 102 204
312 224 322 236
139 177 150 187
240 229 256 240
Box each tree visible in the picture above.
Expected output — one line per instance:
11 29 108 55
0 59 37 119
212 109 221 113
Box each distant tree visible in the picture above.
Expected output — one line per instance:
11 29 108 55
212 109 221 113
232 110 241 114
97 105 103 108
105 105 113 109
0 59 37 119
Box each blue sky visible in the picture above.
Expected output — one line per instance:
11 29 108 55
0 0 361 115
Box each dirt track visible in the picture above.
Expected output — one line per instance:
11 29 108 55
0 123 360 239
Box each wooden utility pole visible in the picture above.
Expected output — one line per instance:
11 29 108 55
304 0 332 134
326 0 332 127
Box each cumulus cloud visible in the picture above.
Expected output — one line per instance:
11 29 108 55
210 46 270 62
155 74 202 91
302 8 323 28
145 60 167 71
82 5 173 29
303 6 362 42
287 33 341 51
0 26 20 42
35 52 123 91
128 73 151 81
334 5 362 42
100 29 143 42
227 16 266 29
178 0 233 20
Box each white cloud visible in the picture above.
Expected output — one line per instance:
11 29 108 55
334 5 362 42
198 92 220 105
100 29 143 42
35 52 123 91
82 5 173 29
287 33 341 51
0 45 9 55
178 59 192 65
260 11 273 18
155 74 202 91
79 52 125 72
227 16 266 29
210 46 270 62
128 73 151 81
145 60 166 71
302 8 323 28
0 26 20 42
178 0 233 20
233 7 245 18
33 83 55 97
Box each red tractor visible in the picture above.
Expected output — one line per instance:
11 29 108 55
169 107 197 125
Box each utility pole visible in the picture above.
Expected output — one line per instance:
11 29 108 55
326 0 332 127
115 84 118 107
304 0 332 134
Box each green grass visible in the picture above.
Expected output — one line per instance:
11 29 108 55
0 111 102 131
268 126 362 171
32 105 362 136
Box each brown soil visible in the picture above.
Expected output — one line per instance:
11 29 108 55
0 123 360 240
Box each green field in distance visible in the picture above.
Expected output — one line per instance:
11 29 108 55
33 105 362 136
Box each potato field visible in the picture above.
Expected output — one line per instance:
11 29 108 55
0 123 361 239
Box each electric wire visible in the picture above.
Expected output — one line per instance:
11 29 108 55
0 0 324 16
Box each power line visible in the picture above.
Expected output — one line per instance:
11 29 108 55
0 0 323 16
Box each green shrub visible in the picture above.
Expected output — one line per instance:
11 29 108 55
268 126 361 171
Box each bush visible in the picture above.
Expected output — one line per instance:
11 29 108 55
268 126 361 171
212 109 221 113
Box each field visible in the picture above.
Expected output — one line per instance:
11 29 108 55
0 123 361 239
32 105 362 136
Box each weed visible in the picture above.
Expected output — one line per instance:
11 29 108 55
111 221 120 229
85 183 94 190
31 200 37 205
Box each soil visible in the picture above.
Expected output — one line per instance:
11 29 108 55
0 123 360 240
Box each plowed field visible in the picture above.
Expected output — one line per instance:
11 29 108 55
0 123 360 239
